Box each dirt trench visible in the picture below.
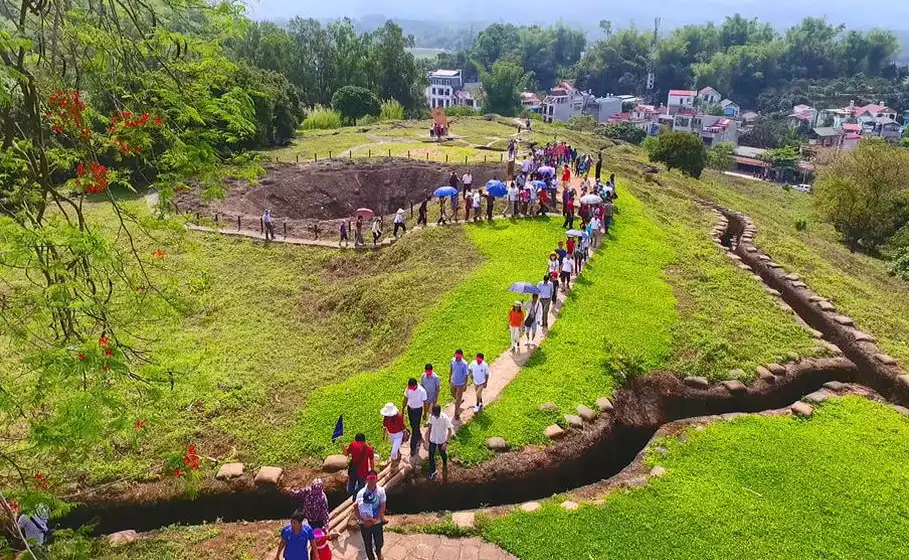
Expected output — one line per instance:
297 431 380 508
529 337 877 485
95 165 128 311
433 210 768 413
719 208 909 403
62 359 862 534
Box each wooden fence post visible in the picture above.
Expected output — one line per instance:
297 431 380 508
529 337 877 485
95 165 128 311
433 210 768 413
237 216 241 230
296 154 299 163
328 151 332 159
484 155 487 163
259 217 264 234
368 149 372 158
283 222 287 239
214 213 218 224
445 154 448 163
388 149 391 158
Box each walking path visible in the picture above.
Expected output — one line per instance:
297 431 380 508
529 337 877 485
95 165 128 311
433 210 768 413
262 531 516 560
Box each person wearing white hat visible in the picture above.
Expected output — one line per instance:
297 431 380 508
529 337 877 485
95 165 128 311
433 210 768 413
393 209 406 238
381 403 406 469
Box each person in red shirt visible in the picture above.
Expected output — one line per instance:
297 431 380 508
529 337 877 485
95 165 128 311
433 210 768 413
381 403 406 470
561 165 571 191
566 237 576 256
344 433 375 496
539 187 549 216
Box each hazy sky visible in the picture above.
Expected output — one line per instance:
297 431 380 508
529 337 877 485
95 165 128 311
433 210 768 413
246 0 909 31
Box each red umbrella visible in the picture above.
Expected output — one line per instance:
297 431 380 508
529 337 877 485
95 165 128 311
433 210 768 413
354 208 374 219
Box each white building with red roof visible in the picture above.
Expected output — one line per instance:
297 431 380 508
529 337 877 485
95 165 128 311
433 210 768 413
667 89 697 108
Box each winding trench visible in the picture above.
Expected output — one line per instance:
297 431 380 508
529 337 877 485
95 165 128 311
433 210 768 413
61 207 909 535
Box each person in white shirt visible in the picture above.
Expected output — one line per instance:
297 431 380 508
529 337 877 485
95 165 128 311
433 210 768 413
461 171 473 196
468 353 490 412
505 183 519 217
423 405 454 480
522 158 532 174
560 253 575 291
471 190 482 222
393 209 406 238
589 216 603 248
523 294 543 342
402 378 427 455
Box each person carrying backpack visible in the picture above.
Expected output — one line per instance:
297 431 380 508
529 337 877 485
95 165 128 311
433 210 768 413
17 503 51 546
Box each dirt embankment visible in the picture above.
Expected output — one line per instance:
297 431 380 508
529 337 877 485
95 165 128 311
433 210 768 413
175 159 508 236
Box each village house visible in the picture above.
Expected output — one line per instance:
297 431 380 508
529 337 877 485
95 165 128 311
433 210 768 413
788 104 818 128
697 87 722 105
809 127 845 148
720 99 740 117
870 116 902 142
700 116 738 145
541 81 622 124
667 89 697 109
426 70 482 111
520 92 543 112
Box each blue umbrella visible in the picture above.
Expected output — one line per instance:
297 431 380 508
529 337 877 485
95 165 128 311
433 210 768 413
508 282 541 295
566 229 586 238
434 186 458 198
485 180 507 197
531 180 548 189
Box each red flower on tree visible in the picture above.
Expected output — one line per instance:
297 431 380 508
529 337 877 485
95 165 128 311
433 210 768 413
98 336 110 346
76 161 109 194
182 444 201 471
33 472 49 490
173 468 183 478
77 353 86 361
135 419 146 430
104 347 113 358
151 248 167 260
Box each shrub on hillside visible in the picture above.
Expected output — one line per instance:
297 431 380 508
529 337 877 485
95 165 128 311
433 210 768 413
445 106 480 117
598 122 646 145
889 247 909 281
301 106 343 130
567 114 596 132
647 131 707 178
815 139 909 252
706 141 735 170
379 99 405 121
331 86 380 124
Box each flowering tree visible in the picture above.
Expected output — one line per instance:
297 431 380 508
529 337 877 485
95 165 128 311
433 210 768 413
0 0 262 552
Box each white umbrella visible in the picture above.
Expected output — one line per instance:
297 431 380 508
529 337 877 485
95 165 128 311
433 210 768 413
580 194 603 205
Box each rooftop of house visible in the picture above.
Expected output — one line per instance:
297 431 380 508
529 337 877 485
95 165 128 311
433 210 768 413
813 127 843 137
740 111 760 120
634 104 658 113
789 111 814 121
678 109 698 116
735 146 767 158
430 69 461 78
842 123 862 132
793 104 815 113
607 112 632 121
668 89 697 97
874 116 899 125
699 87 720 95
720 99 738 107
849 103 896 116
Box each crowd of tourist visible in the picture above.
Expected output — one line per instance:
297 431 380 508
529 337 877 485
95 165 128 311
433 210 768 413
277 141 619 560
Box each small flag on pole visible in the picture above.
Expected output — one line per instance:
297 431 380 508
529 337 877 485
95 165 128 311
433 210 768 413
331 415 344 443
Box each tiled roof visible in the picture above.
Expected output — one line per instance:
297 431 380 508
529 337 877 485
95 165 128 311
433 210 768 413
669 89 697 96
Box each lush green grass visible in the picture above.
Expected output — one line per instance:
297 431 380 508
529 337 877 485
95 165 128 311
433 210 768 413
275 217 569 461
450 192 676 462
483 396 909 559
450 179 817 463
263 117 612 166
18 203 481 482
